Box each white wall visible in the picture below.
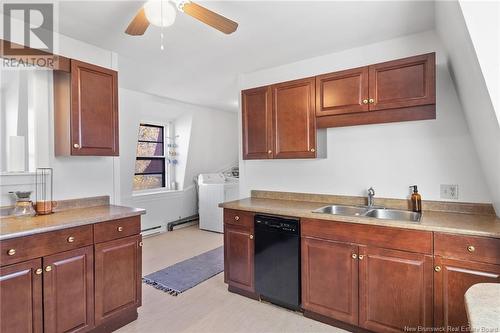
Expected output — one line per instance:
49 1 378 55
119 88 238 231
458 0 500 123
238 31 493 206
435 1 500 215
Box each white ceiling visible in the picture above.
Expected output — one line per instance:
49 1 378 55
58 1 435 111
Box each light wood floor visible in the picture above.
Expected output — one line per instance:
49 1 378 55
117 225 344 333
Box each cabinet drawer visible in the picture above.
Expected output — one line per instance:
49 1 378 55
1 225 93 266
94 216 141 243
302 218 432 254
434 233 500 265
224 209 254 228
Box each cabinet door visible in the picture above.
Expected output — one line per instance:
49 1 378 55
434 257 500 330
71 60 119 156
316 67 369 116
43 246 94 333
368 53 435 111
301 237 358 325
272 78 316 159
242 86 273 160
94 235 142 326
224 224 254 292
0 259 42 333
359 247 433 333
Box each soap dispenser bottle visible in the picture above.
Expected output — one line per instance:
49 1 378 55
409 185 422 213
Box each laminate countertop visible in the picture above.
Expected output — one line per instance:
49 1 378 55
465 283 500 332
0 205 146 240
220 197 500 239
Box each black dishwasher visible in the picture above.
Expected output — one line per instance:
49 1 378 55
254 214 301 310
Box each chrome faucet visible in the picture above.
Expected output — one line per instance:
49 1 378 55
367 187 375 207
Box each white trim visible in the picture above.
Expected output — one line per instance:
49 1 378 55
132 188 182 197
0 172 36 176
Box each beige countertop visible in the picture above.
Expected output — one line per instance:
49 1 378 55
0 205 146 240
220 197 500 238
465 283 500 331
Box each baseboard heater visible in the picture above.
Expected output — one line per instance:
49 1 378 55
142 225 163 233
167 214 199 231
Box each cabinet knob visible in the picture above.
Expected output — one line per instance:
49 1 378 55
467 245 475 252
139 241 144 247
234 216 240 221
7 249 16 256
362 99 368 104
434 266 441 272
310 148 316 153
35 268 43 275
73 143 80 149
67 236 75 243
117 226 124 232
369 98 375 104
249 234 254 240
358 255 364 260
351 253 357 259
45 265 52 272
268 150 272 154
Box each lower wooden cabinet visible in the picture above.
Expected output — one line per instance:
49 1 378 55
434 257 500 330
0 259 43 333
43 246 94 333
224 224 254 292
301 237 358 325
0 216 142 333
94 235 142 325
358 247 433 333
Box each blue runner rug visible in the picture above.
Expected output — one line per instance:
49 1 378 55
143 246 224 296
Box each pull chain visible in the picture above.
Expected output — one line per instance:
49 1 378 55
160 0 165 51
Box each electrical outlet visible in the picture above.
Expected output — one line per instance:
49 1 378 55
440 184 459 200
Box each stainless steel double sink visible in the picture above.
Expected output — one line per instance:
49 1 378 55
312 204 421 222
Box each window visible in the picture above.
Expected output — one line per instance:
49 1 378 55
133 123 167 191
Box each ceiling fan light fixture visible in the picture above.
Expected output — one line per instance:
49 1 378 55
144 0 177 27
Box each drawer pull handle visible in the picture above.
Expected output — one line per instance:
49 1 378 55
234 216 240 221
7 249 16 256
67 236 75 243
117 226 124 232
358 255 364 260
434 266 441 272
249 234 254 240
35 268 43 275
467 245 475 252
352 253 357 259
45 266 52 272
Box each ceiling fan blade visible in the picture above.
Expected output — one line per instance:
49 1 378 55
182 1 238 34
125 7 150 35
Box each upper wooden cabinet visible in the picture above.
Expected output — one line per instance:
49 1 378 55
242 53 435 158
317 53 436 128
272 78 316 159
54 59 119 156
242 78 316 160
369 53 435 111
241 86 273 160
316 66 369 116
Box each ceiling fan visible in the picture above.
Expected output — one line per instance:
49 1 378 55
125 0 238 36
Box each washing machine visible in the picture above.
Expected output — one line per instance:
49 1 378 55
197 173 239 233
